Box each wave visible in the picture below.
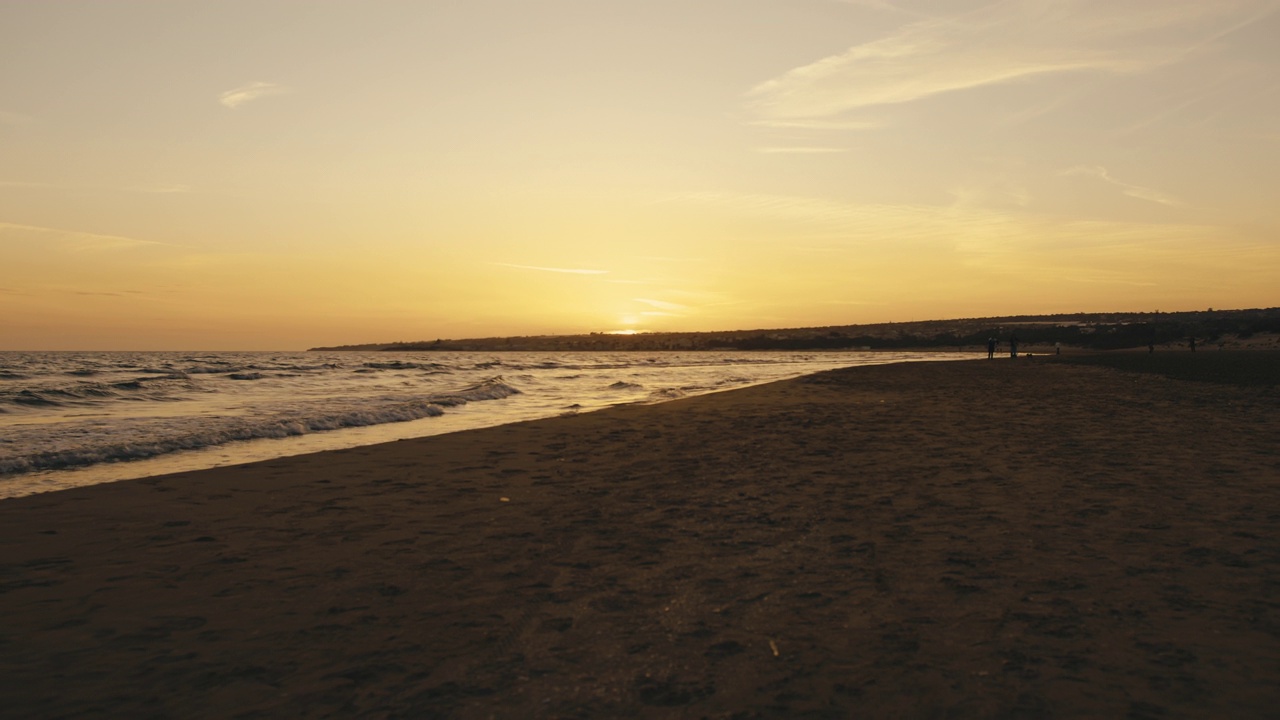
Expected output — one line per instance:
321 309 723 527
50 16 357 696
430 377 522 405
280 362 343 372
141 362 336 376
0 378 521 475
137 366 188 375
607 381 643 390
0 375 201 409
362 360 452 371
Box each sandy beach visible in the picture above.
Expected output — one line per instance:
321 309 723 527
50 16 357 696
1 355 1278 719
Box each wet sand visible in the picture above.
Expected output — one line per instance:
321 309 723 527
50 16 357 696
1 356 1278 718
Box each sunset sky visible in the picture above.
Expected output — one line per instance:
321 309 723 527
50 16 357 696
3 0 1278 350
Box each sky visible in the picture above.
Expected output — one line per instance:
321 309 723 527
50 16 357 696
2 0 1278 350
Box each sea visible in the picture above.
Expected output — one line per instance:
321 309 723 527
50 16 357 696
0 350 965 498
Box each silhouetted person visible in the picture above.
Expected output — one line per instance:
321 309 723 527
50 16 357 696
1189 337 1196 352
1148 342 1155 354
987 337 996 359
1009 333 1019 358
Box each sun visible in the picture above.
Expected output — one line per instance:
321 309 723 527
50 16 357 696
604 315 644 335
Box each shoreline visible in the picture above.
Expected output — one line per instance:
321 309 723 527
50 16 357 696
1 350 967 499
2 357 1278 717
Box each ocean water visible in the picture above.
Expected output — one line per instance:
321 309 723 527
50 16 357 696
0 350 963 498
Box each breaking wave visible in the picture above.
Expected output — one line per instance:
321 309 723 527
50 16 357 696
0 349 959 495
0 378 520 475
0 375 199 409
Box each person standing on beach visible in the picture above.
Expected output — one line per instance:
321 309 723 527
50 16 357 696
1190 337 1197 352
987 337 996 359
1010 333 1019 358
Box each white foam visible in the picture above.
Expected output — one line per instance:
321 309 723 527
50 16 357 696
0 350 966 497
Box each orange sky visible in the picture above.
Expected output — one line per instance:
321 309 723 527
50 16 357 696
2 1 1278 349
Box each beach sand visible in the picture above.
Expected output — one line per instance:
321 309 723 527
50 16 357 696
2 356 1278 718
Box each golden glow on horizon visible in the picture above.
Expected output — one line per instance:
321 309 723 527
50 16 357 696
1 1 1278 349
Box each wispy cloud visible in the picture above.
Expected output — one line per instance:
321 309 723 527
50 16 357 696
219 81 290 109
1062 165 1180 206
0 181 192 193
1059 272 1158 287
628 255 708 264
836 0 931 18
837 0 897 10
494 262 608 275
0 222 174 251
633 298 688 312
128 184 192 194
677 192 904 231
748 118 885 131
747 0 1274 122
673 190 1224 279
756 146 849 154
998 90 1086 128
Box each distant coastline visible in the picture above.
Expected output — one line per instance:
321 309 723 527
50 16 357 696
311 307 1280 353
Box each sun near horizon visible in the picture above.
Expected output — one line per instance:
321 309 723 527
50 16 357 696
2 1 1279 351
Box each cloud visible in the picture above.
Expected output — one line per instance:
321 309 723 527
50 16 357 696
838 0 898 9
749 118 885 130
627 255 709 264
0 222 174 251
677 192 903 231
1062 165 1180 206
747 0 1274 122
0 181 192 193
1059 272 1158 287
633 298 688 312
494 262 608 275
128 184 192 194
672 191 1225 284
756 146 850 154
836 0 932 17
219 81 290 109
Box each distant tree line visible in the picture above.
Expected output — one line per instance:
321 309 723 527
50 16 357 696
309 307 1280 353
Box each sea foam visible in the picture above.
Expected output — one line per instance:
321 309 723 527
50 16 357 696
0 377 520 475
0 349 961 496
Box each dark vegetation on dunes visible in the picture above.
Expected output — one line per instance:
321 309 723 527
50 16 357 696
313 307 1280 353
